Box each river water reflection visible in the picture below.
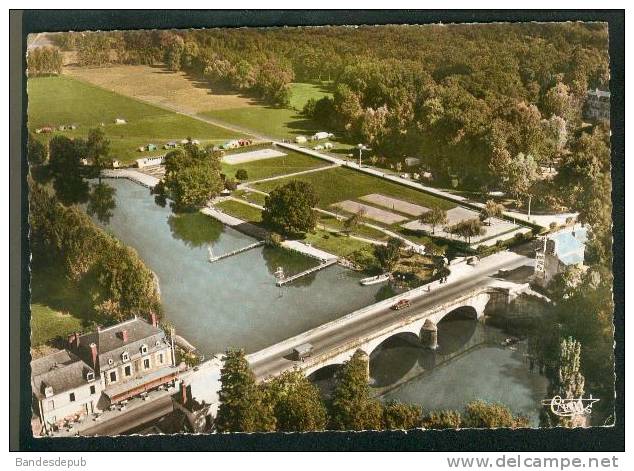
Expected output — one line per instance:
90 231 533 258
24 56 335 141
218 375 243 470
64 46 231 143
371 320 549 426
93 179 385 354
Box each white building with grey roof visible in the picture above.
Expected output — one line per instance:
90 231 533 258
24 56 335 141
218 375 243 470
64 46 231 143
31 315 179 434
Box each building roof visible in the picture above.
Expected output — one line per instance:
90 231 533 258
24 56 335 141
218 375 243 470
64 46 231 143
31 350 94 399
551 227 588 266
74 317 169 373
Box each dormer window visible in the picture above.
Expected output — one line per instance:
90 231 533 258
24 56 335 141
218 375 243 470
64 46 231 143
121 351 130 362
86 371 95 382
155 340 161 347
108 358 114 366
140 344 148 355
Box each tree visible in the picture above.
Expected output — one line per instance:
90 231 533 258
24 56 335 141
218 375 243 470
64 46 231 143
419 207 448 234
543 337 586 427
500 152 540 203
263 370 327 432
235 169 248 181
448 218 486 244
161 145 224 211
27 46 63 76
383 401 422 430
343 209 366 236
48 135 89 205
373 237 403 272
215 349 276 433
462 400 529 429
422 410 462 429
479 200 505 226
86 127 110 182
167 163 224 210
329 350 383 430
87 182 117 224
262 180 318 236
28 133 47 165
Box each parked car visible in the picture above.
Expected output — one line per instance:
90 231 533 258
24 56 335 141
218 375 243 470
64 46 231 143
391 299 411 310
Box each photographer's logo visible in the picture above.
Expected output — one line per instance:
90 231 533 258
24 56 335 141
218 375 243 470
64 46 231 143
541 395 599 417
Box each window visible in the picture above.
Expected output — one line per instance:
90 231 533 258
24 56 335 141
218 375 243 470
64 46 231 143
86 371 95 382
90 385 96 395
143 358 150 370
124 365 132 377
140 344 148 355
122 351 130 362
109 371 117 383
157 353 164 365
69 392 76 402
108 358 114 366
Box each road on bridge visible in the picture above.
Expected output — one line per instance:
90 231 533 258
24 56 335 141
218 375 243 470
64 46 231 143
250 250 533 379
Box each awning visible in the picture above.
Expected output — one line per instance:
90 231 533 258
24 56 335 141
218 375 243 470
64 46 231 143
104 366 179 403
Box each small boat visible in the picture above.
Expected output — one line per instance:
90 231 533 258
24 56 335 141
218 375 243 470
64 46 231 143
360 273 390 286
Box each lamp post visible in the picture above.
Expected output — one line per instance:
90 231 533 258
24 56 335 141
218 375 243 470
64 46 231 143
357 143 367 168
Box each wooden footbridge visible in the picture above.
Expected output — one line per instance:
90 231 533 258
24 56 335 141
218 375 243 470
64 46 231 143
208 241 265 263
276 258 339 286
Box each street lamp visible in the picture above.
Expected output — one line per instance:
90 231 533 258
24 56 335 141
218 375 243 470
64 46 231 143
357 143 368 168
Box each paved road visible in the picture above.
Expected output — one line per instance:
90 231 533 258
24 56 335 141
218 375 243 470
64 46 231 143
250 250 533 379
80 395 174 436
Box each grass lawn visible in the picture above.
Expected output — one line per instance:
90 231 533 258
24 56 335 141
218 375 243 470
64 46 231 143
233 190 268 206
317 213 389 241
215 200 263 224
199 82 346 144
31 303 84 347
303 229 374 258
30 259 97 346
27 75 241 164
252 167 456 211
221 148 330 182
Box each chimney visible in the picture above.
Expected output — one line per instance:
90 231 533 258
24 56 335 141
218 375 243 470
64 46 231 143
180 380 187 405
121 329 129 343
90 343 98 370
67 333 76 348
75 331 80 349
150 312 158 328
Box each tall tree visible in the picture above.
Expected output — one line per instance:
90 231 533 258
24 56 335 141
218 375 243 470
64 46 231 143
215 349 276 433
448 218 486 244
263 370 327 432
382 401 423 430
28 133 47 165
86 127 110 182
329 350 383 430
262 180 318 236
373 237 403 272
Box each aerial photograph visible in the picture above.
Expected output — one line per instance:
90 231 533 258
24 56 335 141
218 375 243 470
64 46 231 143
25 22 614 436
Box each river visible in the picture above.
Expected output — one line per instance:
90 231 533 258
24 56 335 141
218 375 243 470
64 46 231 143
93 178 386 354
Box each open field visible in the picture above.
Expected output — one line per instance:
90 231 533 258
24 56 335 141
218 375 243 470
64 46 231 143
303 229 374 258
222 148 287 165
221 147 328 182
251 167 456 211
66 64 257 113
27 75 241 164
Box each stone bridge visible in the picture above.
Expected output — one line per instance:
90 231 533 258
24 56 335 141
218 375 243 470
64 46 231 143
297 288 493 378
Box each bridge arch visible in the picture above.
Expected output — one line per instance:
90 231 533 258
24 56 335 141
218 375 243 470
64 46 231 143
368 332 420 387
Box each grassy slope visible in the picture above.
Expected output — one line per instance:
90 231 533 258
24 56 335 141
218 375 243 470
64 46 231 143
252 167 456 211
30 260 97 346
215 200 263 224
221 148 329 182
27 75 241 163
